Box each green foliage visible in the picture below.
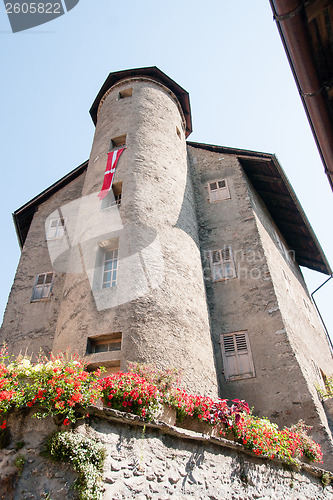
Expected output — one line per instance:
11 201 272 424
47 431 106 500
316 375 333 399
13 454 25 474
321 472 333 487
15 440 25 451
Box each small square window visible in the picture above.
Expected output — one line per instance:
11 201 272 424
31 272 54 302
110 135 126 149
47 217 66 240
208 178 230 202
119 88 133 99
220 331 255 381
87 332 122 354
101 182 122 210
210 246 236 281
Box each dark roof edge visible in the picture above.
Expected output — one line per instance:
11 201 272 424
187 141 273 159
187 140 332 276
90 66 192 137
268 155 332 275
13 160 88 248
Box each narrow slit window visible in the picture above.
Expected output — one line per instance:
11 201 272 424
176 126 181 139
210 246 236 281
119 88 133 99
220 331 255 381
102 248 118 288
208 178 230 202
31 272 54 302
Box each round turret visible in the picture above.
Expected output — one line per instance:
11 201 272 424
53 68 218 396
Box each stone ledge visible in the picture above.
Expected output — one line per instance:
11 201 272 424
78 405 331 480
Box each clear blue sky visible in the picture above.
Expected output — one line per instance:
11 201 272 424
0 1 332 340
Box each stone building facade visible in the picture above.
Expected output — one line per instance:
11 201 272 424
1 67 333 468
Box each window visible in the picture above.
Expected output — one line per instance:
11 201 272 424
47 217 66 240
208 179 230 202
31 273 54 302
119 88 132 99
210 246 236 281
220 331 255 381
110 134 126 149
87 332 122 354
101 182 122 210
176 126 181 139
102 248 118 288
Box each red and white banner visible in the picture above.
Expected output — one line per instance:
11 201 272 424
97 148 125 200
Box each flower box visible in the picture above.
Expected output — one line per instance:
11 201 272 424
156 405 176 425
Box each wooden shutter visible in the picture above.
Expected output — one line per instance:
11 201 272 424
211 250 223 280
210 247 236 281
209 181 219 202
220 331 255 381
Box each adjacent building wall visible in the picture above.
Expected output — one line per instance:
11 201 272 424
246 175 333 467
187 144 333 470
0 173 86 357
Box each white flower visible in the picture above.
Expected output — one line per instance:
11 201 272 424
20 358 31 368
31 363 43 372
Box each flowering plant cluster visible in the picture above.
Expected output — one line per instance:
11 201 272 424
100 369 323 465
128 362 182 393
232 414 323 464
0 348 103 427
168 388 250 426
0 353 324 467
100 371 163 420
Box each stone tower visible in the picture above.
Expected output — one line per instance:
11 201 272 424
1 66 333 467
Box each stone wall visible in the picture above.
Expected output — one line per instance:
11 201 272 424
0 172 87 358
0 407 332 500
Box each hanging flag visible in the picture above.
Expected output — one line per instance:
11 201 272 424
97 148 125 200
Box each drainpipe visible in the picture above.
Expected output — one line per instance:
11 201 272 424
269 0 333 191
311 275 333 354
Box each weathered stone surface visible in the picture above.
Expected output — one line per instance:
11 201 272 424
0 409 331 500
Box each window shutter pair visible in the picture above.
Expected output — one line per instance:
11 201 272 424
47 217 66 240
208 179 230 202
210 246 236 281
31 272 54 301
220 331 255 381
